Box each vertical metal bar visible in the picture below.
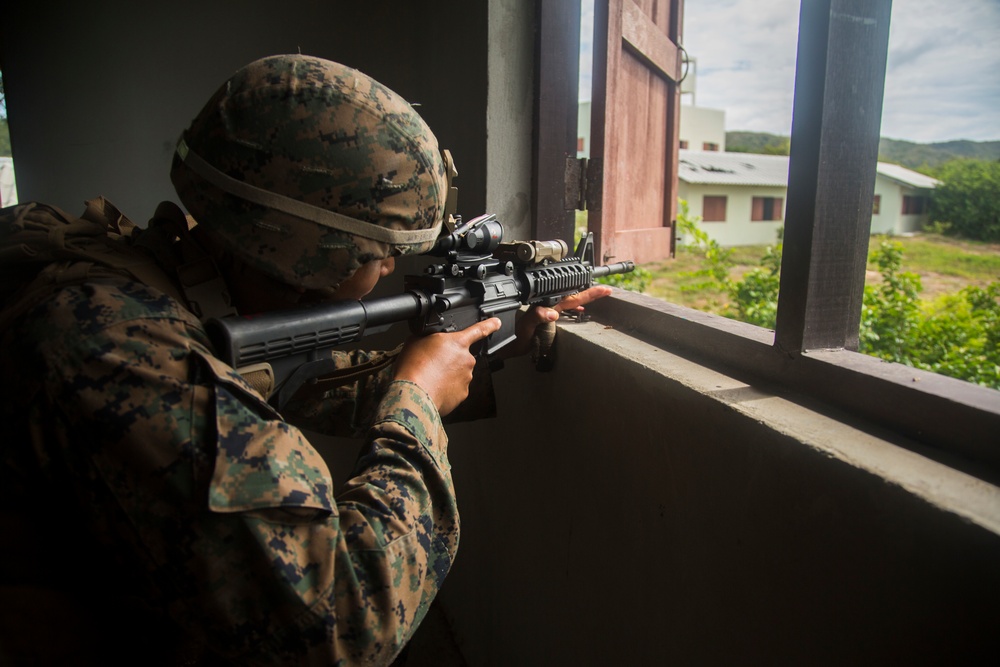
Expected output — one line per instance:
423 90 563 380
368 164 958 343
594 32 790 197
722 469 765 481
775 0 893 353
532 0 582 243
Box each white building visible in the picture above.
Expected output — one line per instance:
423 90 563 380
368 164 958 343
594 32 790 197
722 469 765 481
679 104 726 153
677 150 939 247
581 99 938 247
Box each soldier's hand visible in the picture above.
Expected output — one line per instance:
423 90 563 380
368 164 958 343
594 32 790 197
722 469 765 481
499 285 614 360
394 318 503 416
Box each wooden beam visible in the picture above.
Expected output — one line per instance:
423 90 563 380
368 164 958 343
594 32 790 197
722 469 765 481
775 0 893 353
532 0 582 244
620 0 682 82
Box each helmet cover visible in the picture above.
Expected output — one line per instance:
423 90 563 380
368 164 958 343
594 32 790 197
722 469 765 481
170 54 448 289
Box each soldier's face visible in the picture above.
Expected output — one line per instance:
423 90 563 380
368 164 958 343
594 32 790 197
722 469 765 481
329 257 396 301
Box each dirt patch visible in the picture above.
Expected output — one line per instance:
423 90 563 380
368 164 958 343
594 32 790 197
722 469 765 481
865 269 993 301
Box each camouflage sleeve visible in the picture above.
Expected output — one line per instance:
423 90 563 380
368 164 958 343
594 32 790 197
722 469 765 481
10 280 459 665
203 362 459 665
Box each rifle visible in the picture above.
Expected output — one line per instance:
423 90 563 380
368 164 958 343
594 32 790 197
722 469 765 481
205 214 634 410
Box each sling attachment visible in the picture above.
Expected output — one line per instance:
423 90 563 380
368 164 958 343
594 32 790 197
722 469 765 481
235 363 277 400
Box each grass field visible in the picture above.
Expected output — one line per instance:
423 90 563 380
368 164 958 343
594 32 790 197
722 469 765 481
636 233 1000 314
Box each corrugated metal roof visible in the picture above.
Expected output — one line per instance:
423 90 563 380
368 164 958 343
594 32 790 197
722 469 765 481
875 161 940 189
678 150 790 186
678 150 938 190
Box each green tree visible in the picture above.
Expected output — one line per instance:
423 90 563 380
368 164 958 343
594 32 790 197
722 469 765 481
929 159 1000 242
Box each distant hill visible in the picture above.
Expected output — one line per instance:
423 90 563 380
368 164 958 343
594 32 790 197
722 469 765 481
726 131 790 156
878 138 1000 172
725 131 1000 173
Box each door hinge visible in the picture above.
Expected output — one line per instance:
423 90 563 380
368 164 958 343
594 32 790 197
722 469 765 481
564 156 603 212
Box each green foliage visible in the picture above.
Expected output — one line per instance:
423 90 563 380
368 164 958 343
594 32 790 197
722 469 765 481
929 159 1000 242
675 199 733 291
675 228 999 389
726 243 782 328
859 242 923 361
859 241 999 389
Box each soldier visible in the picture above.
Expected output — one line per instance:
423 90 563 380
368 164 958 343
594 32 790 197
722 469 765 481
0 55 608 665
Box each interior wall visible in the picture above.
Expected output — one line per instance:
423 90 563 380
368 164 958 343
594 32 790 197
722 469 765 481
485 0 536 242
442 320 1000 665
0 0 489 225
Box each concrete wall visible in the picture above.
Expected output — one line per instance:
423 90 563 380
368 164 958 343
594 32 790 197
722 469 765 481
0 0 490 227
440 317 1000 665
485 1 536 243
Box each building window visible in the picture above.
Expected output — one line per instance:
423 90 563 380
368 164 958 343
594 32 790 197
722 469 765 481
902 195 927 215
679 140 689 149
703 142 719 151
751 196 784 221
872 194 881 215
702 195 727 222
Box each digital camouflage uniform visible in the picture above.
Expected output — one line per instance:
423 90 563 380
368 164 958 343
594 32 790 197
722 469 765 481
0 56 465 666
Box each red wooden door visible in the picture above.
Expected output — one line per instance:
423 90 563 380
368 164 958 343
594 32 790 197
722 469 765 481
589 0 684 265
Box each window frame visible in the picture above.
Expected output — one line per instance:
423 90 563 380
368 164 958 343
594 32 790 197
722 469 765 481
535 0 999 473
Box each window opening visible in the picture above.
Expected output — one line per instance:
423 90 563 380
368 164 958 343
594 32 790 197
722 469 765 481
0 66 16 207
579 0 998 393
751 196 783 222
576 0 595 248
702 195 727 222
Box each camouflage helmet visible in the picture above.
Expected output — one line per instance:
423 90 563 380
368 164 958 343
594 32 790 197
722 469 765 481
170 54 454 290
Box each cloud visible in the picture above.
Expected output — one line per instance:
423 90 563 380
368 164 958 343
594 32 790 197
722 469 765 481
678 0 1000 142
881 0 1000 142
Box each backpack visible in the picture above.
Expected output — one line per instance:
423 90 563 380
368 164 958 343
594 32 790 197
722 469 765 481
0 197 233 330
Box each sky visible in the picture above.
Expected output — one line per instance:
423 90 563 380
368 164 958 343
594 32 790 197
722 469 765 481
580 0 1000 144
